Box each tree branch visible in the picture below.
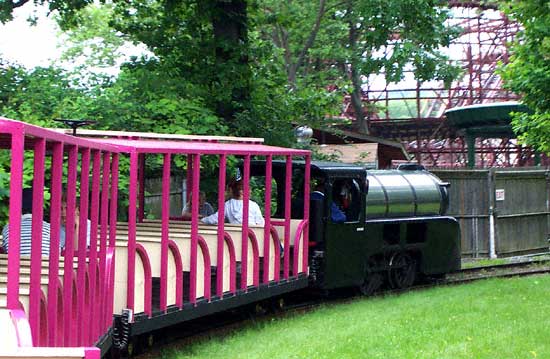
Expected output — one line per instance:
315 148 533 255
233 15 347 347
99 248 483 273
288 0 327 85
10 0 30 10
275 24 293 76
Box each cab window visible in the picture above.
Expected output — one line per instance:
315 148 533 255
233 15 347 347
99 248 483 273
332 178 361 222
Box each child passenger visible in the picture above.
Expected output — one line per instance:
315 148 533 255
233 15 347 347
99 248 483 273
181 191 215 220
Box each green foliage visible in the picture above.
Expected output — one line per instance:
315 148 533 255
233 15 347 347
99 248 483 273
1 0 459 141
235 34 343 145
107 0 253 123
346 0 460 83
499 0 550 154
59 3 126 69
89 57 226 136
0 0 464 223
0 62 83 124
0 169 9 220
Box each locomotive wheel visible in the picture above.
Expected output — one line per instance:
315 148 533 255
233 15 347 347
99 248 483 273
388 252 416 289
270 297 285 312
254 302 268 315
359 273 382 296
359 260 383 296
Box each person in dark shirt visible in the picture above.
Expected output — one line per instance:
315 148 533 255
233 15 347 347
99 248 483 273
310 181 346 223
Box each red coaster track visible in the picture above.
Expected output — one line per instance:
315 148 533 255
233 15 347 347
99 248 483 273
339 1 546 168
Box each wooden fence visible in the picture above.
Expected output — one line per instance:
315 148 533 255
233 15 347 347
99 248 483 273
433 168 550 257
144 176 185 218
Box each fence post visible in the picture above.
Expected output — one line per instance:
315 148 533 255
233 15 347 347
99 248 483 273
488 168 497 258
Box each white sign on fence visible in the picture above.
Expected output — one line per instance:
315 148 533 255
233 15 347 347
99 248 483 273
495 189 505 201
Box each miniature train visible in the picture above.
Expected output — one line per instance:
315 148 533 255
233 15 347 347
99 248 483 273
0 118 460 358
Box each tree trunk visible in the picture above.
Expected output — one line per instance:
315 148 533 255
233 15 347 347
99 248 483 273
350 62 369 134
347 1 369 134
210 0 250 123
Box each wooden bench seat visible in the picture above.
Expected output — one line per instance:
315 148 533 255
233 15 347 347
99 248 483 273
0 256 67 315
0 259 80 273
135 218 303 245
112 241 148 316
0 268 59 315
0 277 51 316
116 224 257 285
0 254 87 269
117 220 278 281
0 287 40 323
114 228 230 301
0 275 49 286
0 266 50 276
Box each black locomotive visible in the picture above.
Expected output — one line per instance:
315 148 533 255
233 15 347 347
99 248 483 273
252 160 461 295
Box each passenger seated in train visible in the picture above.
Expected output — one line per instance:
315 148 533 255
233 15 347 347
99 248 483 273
181 191 215 220
336 183 351 212
1 188 51 255
332 179 362 222
202 179 265 226
311 180 346 223
60 193 91 249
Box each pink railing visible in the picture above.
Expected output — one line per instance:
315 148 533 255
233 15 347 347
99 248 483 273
121 144 311 313
0 118 126 348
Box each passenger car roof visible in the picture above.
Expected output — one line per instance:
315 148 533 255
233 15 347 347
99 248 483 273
252 160 366 178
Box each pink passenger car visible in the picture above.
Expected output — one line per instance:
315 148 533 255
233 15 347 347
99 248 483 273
0 118 311 358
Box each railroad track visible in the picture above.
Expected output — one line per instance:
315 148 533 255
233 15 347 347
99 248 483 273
133 259 550 358
446 258 550 285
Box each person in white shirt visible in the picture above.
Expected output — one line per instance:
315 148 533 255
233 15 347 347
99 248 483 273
202 180 265 226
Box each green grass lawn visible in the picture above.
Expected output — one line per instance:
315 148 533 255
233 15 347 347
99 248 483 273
162 275 550 359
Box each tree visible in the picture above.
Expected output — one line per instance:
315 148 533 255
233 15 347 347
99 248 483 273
499 0 550 154
1 0 460 141
257 0 460 134
105 0 252 124
0 58 90 222
1 0 252 124
68 1 340 143
58 3 125 70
